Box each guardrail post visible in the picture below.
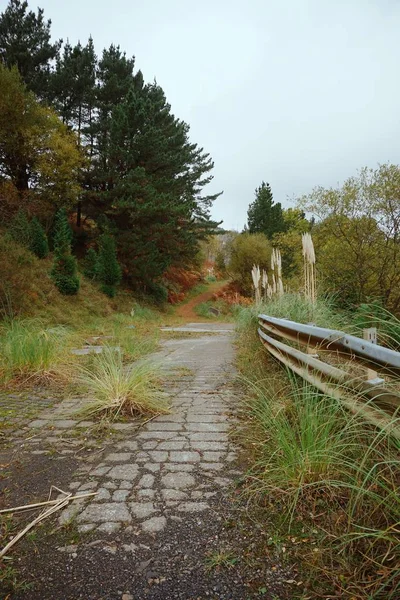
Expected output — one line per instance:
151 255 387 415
363 328 383 383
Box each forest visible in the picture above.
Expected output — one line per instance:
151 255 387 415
0 0 221 306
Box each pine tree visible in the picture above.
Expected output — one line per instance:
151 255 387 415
8 209 31 247
96 234 121 297
97 80 221 291
50 210 80 295
247 182 286 239
83 247 98 279
29 216 48 258
0 0 61 98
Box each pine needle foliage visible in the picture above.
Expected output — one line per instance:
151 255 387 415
83 247 98 280
50 209 80 295
96 233 121 297
29 216 49 258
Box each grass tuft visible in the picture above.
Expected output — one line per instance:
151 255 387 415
76 347 169 418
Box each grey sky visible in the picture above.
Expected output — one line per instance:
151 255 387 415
27 0 400 229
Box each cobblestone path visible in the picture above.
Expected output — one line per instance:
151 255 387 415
61 323 238 536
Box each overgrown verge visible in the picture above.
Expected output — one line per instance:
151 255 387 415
235 298 400 599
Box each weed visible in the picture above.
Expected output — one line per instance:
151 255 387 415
205 550 238 571
76 347 170 418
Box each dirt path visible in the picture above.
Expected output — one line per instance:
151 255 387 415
2 324 292 600
175 281 228 321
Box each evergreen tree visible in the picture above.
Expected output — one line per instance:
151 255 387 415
29 216 48 258
8 209 31 247
96 234 121 297
83 247 98 279
50 210 79 295
0 0 61 98
98 81 221 290
247 182 286 239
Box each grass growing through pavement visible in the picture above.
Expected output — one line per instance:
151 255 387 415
0 319 72 384
76 347 169 419
235 299 400 599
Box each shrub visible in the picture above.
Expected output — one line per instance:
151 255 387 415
7 209 31 248
29 217 49 258
96 234 121 297
228 233 271 296
83 247 98 280
50 209 80 295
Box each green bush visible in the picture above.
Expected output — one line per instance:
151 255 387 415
229 233 271 296
96 234 121 297
83 247 98 279
50 209 80 295
29 217 49 258
8 210 31 248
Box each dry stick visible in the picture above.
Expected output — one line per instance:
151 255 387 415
0 491 98 515
0 498 69 559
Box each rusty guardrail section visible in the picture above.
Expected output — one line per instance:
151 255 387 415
258 314 400 438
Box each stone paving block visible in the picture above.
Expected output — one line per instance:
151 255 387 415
107 464 139 480
163 463 194 472
202 452 224 462
116 441 138 451
177 502 209 513
156 414 185 422
97 522 121 534
137 489 156 500
162 489 188 501
104 453 132 462
96 488 111 500
78 503 131 523
51 419 77 428
146 422 183 431
112 490 130 501
185 423 229 432
200 462 224 471
148 451 168 462
119 480 133 489
137 474 155 488
187 432 229 442
142 441 158 450
157 441 187 451
190 441 228 451
138 431 176 440
28 419 49 428
130 502 158 519
90 465 112 477
186 414 227 423
144 462 161 472
135 452 150 462
161 472 195 489
141 516 167 533
169 451 200 463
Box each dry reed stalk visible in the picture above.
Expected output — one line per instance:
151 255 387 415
251 264 261 304
0 487 96 558
261 269 268 301
302 233 316 303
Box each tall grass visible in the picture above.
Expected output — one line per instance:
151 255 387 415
236 292 352 331
76 347 169 418
235 299 400 598
0 319 70 383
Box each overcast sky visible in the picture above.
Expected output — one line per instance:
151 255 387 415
22 0 400 229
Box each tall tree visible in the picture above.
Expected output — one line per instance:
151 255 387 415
0 0 61 98
0 65 83 212
247 181 286 239
98 80 221 289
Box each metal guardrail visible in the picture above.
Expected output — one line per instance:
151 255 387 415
258 314 400 376
258 314 400 438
